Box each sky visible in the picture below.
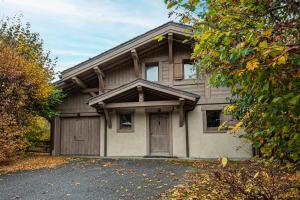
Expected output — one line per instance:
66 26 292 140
0 0 172 75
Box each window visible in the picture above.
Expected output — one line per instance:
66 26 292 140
183 61 196 79
117 111 134 132
206 110 222 128
146 63 159 82
202 105 230 133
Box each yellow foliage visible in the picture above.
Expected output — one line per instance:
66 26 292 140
236 69 246 76
263 29 272 38
231 121 243 133
225 104 237 112
277 54 288 64
246 59 260 71
259 40 268 48
0 155 72 174
201 32 211 40
0 41 55 162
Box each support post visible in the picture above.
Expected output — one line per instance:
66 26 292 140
137 86 144 102
179 98 185 127
168 33 173 64
98 102 112 128
93 66 105 93
131 49 140 78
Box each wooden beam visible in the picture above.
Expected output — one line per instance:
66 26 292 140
72 76 96 97
98 102 112 128
137 86 144 102
131 49 140 78
82 88 99 93
179 98 185 127
105 100 180 109
93 66 105 93
168 33 173 64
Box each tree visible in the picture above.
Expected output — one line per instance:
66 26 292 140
0 17 64 161
165 0 300 165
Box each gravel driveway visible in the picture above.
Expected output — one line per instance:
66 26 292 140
0 158 192 200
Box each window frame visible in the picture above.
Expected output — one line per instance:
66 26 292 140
145 62 159 82
117 110 135 133
183 60 196 80
206 110 222 129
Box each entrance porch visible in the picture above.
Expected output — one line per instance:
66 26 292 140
88 79 200 157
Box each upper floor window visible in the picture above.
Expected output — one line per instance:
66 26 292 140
146 63 159 82
183 61 196 79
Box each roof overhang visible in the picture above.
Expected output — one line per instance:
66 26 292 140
88 79 200 107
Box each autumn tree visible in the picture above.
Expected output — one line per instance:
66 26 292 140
165 0 300 165
0 17 63 161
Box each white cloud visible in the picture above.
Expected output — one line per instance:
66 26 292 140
1 0 167 28
0 0 171 74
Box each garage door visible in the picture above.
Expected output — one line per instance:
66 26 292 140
60 117 100 155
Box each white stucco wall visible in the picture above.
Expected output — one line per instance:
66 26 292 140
100 116 105 157
172 110 186 157
104 106 251 159
188 106 252 159
107 108 147 156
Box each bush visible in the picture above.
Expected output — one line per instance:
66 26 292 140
161 160 300 199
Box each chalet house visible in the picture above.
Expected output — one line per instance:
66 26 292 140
52 22 252 158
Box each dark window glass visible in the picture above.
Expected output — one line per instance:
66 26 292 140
206 110 221 128
146 64 158 81
183 62 196 79
120 113 132 129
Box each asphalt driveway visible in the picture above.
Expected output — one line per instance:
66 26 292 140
0 158 192 200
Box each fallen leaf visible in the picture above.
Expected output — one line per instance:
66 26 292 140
221 157 228 167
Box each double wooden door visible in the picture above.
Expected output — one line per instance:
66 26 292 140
149 113 170 156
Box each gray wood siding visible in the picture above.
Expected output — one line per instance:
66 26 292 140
104 63 136 90
173 84 205 96
210 87 231 98
91 43 230 105
56 92 96 113
160 61 170 82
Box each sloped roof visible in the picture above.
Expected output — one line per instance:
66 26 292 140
88 79 200 106
60 22 191 81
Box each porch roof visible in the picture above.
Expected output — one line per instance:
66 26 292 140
88 79 200 108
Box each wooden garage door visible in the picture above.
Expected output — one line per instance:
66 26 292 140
149 113 170 156
60 117 100 155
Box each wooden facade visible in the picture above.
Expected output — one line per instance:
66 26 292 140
52 22 251 158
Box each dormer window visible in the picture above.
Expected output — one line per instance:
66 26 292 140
146 63 159 82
